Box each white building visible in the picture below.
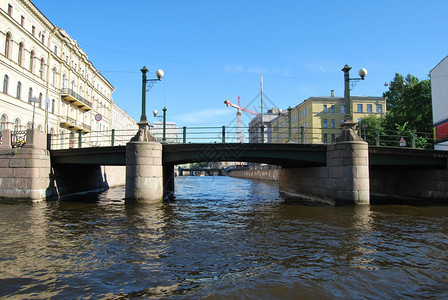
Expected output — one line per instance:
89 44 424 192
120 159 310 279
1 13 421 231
248 108 282 143
430 56 448 151
151 121 181 143
0 0 137 148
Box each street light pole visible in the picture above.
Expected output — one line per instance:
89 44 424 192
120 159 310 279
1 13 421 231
162 107 167 142
287 106 292 142
342 65 352 122
337 64 367 142
132 66 164 142
140 66 148 123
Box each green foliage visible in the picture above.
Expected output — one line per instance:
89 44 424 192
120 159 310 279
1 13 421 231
383 73 432 133
359 115 386 145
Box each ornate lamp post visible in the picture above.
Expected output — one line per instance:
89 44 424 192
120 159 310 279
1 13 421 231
337 64 367 142
132 66 164 141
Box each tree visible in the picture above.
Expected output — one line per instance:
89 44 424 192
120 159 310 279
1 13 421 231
383 73 432 133
359 115 386 145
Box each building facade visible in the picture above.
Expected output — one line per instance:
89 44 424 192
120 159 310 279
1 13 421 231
0 0 137 148
431 56 448 151
269 92 386 143
151 121 181 143
248 108 281 143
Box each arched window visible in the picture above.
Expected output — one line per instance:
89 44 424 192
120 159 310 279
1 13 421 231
27 121 32 129
1 114 8 131
16 81 21 99
3 75 9 94
51 99 55 113
29 50 35 73
28 87 33 103
37 124 43 132
52 67 57 86
39 58 45 79
5 32 12 58
14 118 21 131
71 80 75 91
39 92 43 108
18 42 24 66
62 73 66 89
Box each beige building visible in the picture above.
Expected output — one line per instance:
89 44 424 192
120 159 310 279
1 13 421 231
270 92 386 143
1 0 137 148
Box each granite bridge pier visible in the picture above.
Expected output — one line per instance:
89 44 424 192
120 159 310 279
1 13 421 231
1 128 447 205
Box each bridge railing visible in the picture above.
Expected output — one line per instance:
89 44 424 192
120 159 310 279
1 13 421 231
46 125 439 150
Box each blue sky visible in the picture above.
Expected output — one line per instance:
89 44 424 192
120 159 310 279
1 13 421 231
35 0 448 128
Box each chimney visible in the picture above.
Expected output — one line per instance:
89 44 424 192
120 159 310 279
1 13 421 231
331 90 334 97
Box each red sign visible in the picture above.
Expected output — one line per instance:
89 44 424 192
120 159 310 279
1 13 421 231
95 114 102 122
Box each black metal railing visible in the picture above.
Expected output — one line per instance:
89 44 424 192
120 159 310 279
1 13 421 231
11 131 27 148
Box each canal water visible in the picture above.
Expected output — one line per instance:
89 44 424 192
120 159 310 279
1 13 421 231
0 176 447 299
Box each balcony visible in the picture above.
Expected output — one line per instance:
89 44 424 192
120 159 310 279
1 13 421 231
59 116 91 133
60 88 92 111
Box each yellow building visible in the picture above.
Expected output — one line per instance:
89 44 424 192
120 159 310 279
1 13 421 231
271 92 386 143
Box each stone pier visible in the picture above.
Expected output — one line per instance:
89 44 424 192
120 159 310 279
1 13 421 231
125 122 164 203
279 140 370 205
0 129 52 201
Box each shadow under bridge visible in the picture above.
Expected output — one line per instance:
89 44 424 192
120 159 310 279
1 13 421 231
162 143 327 167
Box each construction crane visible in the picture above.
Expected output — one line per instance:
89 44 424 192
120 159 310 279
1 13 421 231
224 96 258 143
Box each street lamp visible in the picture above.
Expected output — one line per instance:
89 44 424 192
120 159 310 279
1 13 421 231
337 64 367 142
132 66 164 142
140 66 164 123
152 107 167 142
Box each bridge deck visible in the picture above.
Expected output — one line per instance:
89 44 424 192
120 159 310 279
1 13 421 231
49 143 448 169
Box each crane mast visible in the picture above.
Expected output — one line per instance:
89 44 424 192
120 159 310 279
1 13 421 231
224 96 258 143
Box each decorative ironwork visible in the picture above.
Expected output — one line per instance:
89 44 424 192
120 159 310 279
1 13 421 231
11 130 27 148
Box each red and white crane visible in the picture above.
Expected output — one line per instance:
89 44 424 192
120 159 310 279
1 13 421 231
224 96 258 143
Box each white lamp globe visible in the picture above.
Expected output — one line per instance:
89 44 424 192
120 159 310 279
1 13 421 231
155 69 164 80
358 68 367 79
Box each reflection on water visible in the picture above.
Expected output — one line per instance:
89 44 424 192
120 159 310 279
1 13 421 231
0 176 447 299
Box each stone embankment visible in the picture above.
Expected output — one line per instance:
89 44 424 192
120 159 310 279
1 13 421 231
228 166 279 181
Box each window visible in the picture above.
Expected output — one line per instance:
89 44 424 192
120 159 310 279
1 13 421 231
52 68 56 86
28 87 33 102
41 34 45 45
21 15 25 26
39 93 43 108
3 75 9 94
32 26 36 36
30 50 35 73
5 32 12 58
376 104 382 113
323 119 328 128
323 105 327 113
14 118 20 131
357 104 363 112
340 105 345 114
18 42 24 66
323 133 328 143
331 134 336 143
331 119 335 128
51 99 55 113
54 46 58 55
40 58 45 78
367 104 372 113
330 105 335 113
7 4 13 16
16 81 21 99
1 114 7 131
